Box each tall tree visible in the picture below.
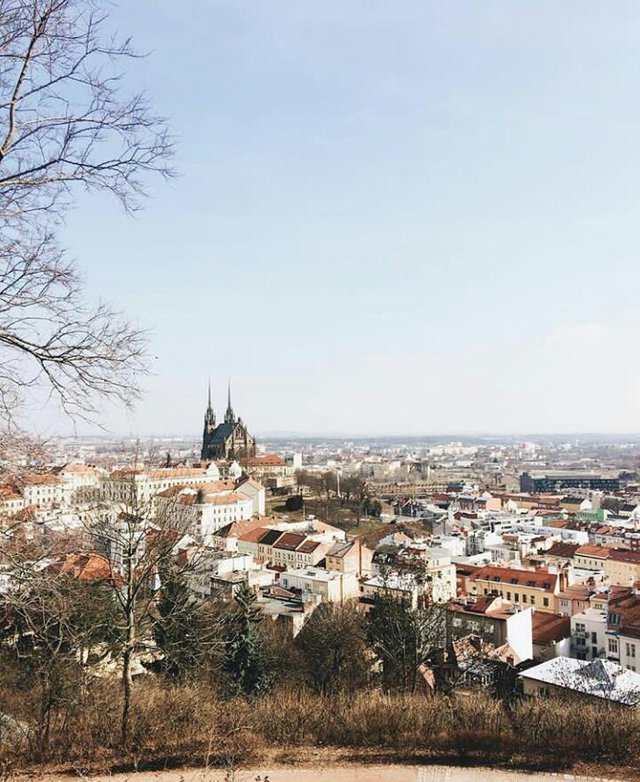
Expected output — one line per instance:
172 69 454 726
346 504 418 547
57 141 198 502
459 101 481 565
154 567 222 682
90 489 205 746
367 593 447 694
223 583 274 697
295 602 369 695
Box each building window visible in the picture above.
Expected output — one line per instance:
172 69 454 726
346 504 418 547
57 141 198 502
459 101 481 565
608 638 618 655
543 598 549 607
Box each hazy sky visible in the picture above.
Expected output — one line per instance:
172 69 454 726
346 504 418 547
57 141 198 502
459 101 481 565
51 1 640 437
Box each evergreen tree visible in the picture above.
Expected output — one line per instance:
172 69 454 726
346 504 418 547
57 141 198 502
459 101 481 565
154 569 207 680
223 583 274 696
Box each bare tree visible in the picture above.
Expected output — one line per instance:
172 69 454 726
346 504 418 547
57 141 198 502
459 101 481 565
0 0 173 217
89 488 220 746
0 559 118 759
295 601 369 695
0 232 149 420
0 0 174 422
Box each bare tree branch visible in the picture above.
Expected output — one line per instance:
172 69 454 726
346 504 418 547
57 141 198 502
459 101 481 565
0 0 175 422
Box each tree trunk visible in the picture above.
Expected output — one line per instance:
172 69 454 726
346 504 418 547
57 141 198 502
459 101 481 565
121 593 136 746
121 641 133 746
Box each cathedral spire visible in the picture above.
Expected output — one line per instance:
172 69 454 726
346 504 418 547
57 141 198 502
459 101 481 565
225 378 235 423
204 379 216 429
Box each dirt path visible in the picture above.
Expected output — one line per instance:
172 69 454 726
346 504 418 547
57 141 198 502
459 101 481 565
44 765 624 782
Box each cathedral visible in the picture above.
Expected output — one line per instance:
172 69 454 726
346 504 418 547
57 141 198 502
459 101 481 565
201 382 257 461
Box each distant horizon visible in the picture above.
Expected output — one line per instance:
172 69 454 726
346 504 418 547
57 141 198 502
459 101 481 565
51 430 640 443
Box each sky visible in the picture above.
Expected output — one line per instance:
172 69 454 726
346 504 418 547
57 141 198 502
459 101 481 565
50 1 640 437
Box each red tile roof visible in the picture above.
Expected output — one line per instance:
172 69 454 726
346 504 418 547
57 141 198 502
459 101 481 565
576 545 611 559
470 566 558 591
532 612 571 645
52 552 113 582
237 526 271 544
242 455 285 467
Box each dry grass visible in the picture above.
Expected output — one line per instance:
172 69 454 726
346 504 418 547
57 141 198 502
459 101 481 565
1 682 639 773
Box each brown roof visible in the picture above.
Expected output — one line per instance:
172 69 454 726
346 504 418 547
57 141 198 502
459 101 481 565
557 585 594 601
470 566 558 591
273 532 306 551
532 612 571 645
0 487 22 501
449 596 496 615
111 467 208 480
199 493 244 506
545 519 569 529
214 517 267 540
156 481 235 499
51 552 113 582
296 539 321 554
546 542 579 559
456 563 482 578
16 474 62 486
576 545 611 559
610 549 640 564
61 463 96 474
237 526 271 544
242 455 285 467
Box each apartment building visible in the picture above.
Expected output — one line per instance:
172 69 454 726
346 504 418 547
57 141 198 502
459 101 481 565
103 464 223 507
464 565 564 613
605 550 640 585
574 544 611 571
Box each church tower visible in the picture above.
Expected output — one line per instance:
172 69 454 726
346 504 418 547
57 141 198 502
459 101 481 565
201 382 216 459
224 379 235 424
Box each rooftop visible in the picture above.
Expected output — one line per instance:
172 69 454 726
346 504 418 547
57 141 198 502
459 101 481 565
520 658 640 706
469 565 558 591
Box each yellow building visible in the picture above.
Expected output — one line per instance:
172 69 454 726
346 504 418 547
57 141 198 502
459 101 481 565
465 565 563 613
605 550 640 586
574 544 611 570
